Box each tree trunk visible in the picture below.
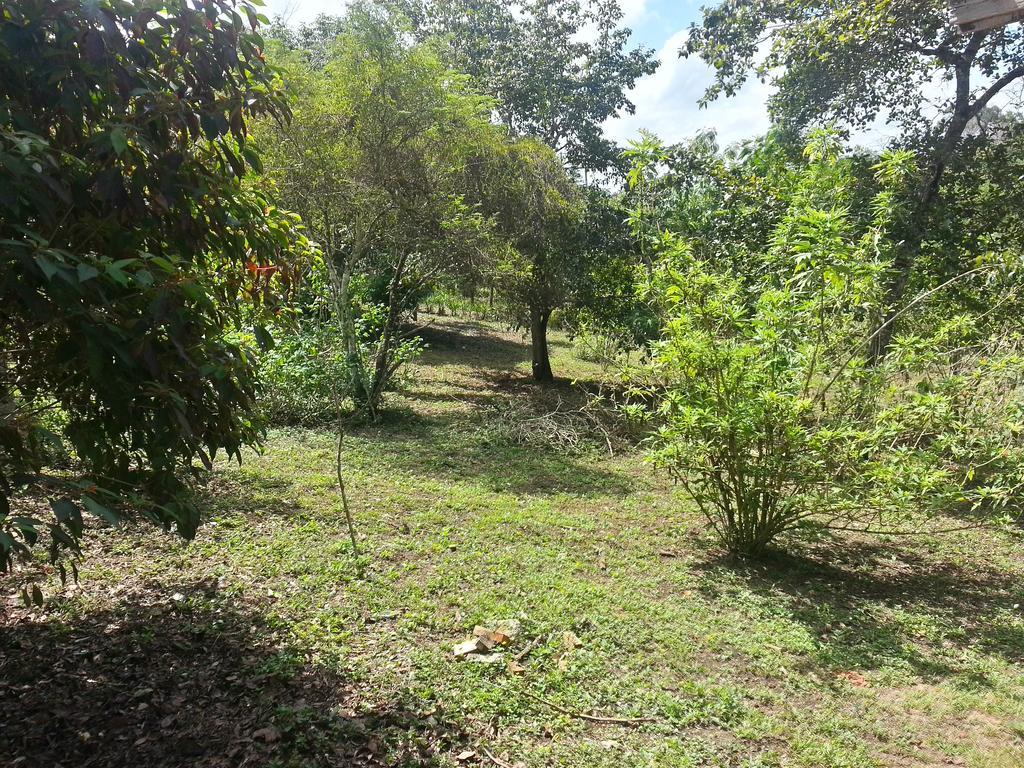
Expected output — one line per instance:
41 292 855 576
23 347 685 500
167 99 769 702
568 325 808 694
368 252 409 415
871 32 1024 358
325 248 370 402
871 108 973 358
530 305 553 383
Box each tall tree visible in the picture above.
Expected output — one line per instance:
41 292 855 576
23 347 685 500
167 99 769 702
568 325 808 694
682 0 1024 351
482 138 583 381
260 8 499 416
0 0 312 575
395 0 659 173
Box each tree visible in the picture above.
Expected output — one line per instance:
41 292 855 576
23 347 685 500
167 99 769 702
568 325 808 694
482 138 583 381
682 0 1024 352
0 0 313 577
395 0 659 173
561 186 655 351
265 12 349 67
924 108 1024 288
260 7 499 417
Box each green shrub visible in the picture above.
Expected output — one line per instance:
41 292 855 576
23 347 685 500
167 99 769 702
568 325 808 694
260 325 351 427
631 135 1024 557
571 328 622 367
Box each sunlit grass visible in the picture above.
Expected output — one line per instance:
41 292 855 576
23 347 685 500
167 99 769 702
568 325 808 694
7 315 1024 767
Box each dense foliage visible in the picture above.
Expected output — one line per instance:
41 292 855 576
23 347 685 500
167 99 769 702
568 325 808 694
0 0 313 575
628 132 1024 556
260 8 502 418
5 0 1024 581
683 0 1024 354
396 0 658 173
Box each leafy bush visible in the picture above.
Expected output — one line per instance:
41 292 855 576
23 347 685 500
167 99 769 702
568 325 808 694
421 285 504 321
260 306 425 426
571 327 623 367
260 325 351 427
631 134 1024 557
0 0 312 572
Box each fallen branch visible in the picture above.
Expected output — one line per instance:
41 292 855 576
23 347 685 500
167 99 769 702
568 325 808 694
515 688 658 726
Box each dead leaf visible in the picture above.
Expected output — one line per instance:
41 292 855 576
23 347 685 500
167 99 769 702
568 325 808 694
836 670 869 688
456 749 477 761
562 631 582 649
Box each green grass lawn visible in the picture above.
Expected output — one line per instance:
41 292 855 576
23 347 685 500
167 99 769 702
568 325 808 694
3 315 1024 767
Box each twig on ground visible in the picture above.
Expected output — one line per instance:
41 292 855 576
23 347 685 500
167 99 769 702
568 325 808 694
514 687 658 726
484 394 627 456
513 634 545 663
335 421 361 566
400 317 435 340
482 747 514 768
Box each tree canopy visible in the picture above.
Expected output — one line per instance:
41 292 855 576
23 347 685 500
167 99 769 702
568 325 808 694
0 0 313 573
260 7 503 415
396 0 659 173
683 0 1024 352
683 0 1024 134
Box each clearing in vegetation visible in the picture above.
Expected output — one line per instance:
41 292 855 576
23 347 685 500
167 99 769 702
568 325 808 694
3 315 1023 768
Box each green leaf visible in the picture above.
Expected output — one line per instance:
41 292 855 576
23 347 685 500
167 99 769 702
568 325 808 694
253 325 275 351
110 127 128 156
82 496 121 526
77 262 99 282
241 145 263 173
35 254 58 280
50 499 79 523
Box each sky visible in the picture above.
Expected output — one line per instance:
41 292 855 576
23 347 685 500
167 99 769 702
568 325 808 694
261 0 778 147
260 0 1011 151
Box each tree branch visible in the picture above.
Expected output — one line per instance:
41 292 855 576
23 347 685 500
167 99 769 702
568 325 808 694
969 65 1024 119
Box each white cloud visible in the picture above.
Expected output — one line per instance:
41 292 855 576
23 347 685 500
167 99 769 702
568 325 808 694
604 29 775 149
263 0 349 24
618 0 649 27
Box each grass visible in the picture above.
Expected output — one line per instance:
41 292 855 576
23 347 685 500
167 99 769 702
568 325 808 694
3 315 1024 767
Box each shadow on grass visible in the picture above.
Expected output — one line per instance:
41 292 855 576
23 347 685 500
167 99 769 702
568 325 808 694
415 318 528 372
347 408 633 498
696 538 1024 682
0 582 466 768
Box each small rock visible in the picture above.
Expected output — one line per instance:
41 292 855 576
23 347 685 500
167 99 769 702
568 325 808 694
466 652 504 665
454 638 487 657
253 726 281 743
